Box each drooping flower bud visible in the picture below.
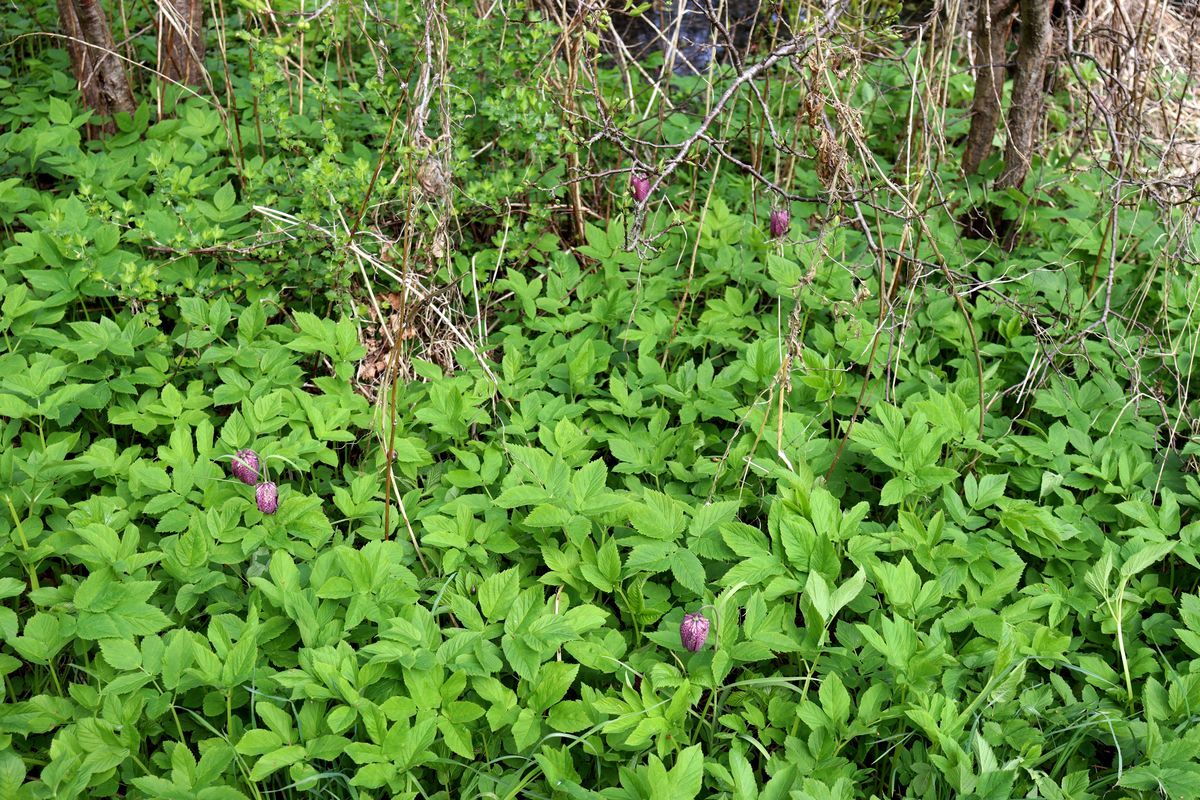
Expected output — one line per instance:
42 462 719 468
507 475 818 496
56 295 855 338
255 481 279 515
231 449 259 485
770 208 790 238
631 172 651 203
680 612 710 652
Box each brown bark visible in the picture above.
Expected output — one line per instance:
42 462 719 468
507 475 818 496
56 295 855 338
997 0 1052 188
56 0 89 94
57 0 137 133
962 0 1015 175
157 0 207 86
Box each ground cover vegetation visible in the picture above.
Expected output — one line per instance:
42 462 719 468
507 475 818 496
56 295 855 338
3 0 1200 797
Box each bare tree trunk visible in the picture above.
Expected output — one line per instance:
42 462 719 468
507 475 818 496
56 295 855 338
157 0 207 86
962 0 1014 175
57 0 90 96
58 0 137 134
997 0 1052 188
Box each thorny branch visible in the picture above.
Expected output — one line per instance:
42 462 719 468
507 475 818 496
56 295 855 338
622 0 851 250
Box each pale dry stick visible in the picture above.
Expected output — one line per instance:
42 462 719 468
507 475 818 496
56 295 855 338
486 200 513 289
625 0 851 249
155 0 208 113
625 0 700 118
704 377 781 503
1127 205 1174 322
658 111 740 362
252 204 498 386
388 465 429 573
1012 349 1050 407
736 383 786 491
542 0 662 120
153 2 171 118
651 220 700 361
303 0 337 18
660 0 688 83
371 256 499 389
928 0 961 171
602 13 653 109
377 144 420 550
556 0 588 242
792 174 889 481
887 272 922 405
902 26 922 187
880 46 932 406
1126 0 1166 168
822 89 986 432
409 0 443 146
334 201 396 350
349 93 409 238
117 0 134 90
1106 389 1170 441
349 1 393 84
1065 17 1131 316
735 229 836 490
472 218 508 345
696 134 829 201
817 143 987 478
209 0 247 184
553 586 563 661
1158 10 1200 176
1076 197 1123 342
1066 12 1200 379
1151 212 1200 420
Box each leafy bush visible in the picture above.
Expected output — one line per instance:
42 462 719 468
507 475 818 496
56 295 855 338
4 0 1200 798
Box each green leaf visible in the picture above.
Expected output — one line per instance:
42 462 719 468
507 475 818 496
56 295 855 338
671 549 707 596
965 472 1008 509
721 523 770 559
0 749 26 798
48 97 73 125
805 571 833 623
529 662 578 712
669 744 704 800
99 638 142 671
631 491 686 541
830 569 866 615
437 717 473 758
1120 541 1175 578
494 485 551 508
237 729 284 756
597 537 621 585
478 567 520 622
162 632 193 690
818 672 850 727
213 182 236 213
729 749 758 800
248 745 305 781
547 700 591 733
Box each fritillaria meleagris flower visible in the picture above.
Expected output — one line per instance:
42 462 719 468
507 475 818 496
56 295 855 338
231 449 259 485
631 172 651 203
255 481 279 515
769 208 790 238
680 612 710 652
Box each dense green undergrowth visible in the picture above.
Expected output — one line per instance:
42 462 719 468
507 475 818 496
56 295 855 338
5 2 1200 799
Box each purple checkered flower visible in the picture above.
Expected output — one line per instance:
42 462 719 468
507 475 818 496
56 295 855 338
680 612 710 652
231 449 259 485
255 481 278 515
631 172 651 203
769 208 790 238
